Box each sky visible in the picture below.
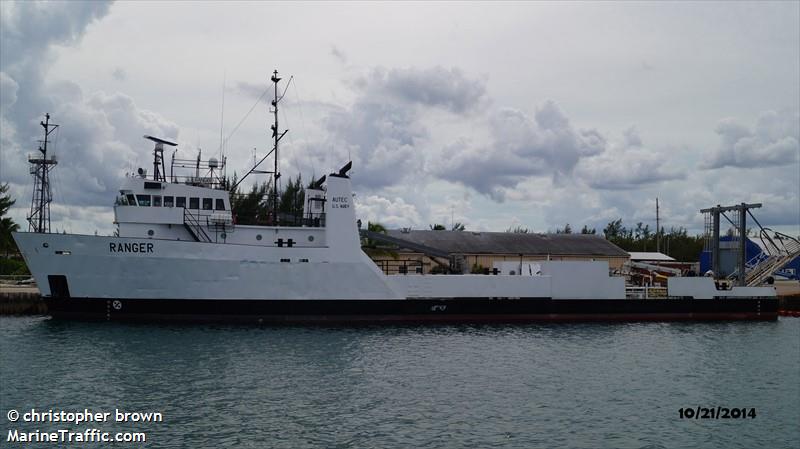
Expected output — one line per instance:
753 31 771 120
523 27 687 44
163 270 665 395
1 1 798 238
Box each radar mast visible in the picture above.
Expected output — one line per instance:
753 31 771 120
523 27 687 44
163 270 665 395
27 113 58 233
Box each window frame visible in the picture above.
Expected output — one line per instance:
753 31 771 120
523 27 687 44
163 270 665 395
136 194 151 207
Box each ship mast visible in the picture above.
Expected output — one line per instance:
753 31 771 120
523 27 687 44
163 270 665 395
229 69 288 223
270 70 282 224
27 113 58 233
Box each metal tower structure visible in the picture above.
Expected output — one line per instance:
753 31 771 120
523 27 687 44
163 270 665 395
27 113 59 233
701 202 761 286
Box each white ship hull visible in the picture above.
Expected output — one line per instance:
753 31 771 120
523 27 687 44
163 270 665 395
13 163 778 322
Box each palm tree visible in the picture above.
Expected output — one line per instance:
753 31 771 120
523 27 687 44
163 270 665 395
0 217 19 257
0 183 19 257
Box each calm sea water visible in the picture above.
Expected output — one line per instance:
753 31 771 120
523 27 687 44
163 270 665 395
1 317 798 449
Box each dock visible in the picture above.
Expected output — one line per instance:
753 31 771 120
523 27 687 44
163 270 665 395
0 286 46 315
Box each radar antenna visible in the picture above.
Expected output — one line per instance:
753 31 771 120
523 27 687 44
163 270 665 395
144 135 177 182
27 113 58 233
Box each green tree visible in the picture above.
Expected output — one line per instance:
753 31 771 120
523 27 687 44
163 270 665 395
0 183 20 257
555 223 572 234
429 223 446 230
601 218 706 262
361 221 398 260
451 222 465 231
278 174 305 220
580 225 596 234
506 225 531 233
603 219 624 239
228 173 271 225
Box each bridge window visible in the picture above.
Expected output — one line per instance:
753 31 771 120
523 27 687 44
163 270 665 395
126 194 137 206
215 199 226 211
202 198 213 210
153 195 162 207
176 197 186 208
163 196 174 207
136 195 151 207
189 197 199 209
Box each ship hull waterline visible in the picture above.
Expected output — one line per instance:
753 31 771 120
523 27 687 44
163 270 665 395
43 297 779 323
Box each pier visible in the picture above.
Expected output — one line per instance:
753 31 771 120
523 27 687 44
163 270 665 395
0 283 45 315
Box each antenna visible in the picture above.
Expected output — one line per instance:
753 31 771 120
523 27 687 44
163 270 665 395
143 135 177 182
270 70 282 224
27 113 59 233
219 71 226 161
228 70 289 205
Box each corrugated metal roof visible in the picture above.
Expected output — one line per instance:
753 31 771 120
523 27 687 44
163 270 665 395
385 230 629 257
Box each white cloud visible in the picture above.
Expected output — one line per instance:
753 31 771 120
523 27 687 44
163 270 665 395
354 195 421 228
355 66 487 114
0 1 178 233
433 101 607 200
702 110 800 169
576 127 685 190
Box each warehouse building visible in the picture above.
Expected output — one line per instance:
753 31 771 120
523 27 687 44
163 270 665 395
364 230 630 275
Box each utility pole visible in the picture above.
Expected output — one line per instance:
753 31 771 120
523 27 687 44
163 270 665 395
656 197 660 253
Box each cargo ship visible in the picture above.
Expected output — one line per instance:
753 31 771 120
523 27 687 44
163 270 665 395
12 74 779 323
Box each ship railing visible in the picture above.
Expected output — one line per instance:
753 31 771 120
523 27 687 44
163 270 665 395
374 258 430 275
183 209 212 243
625 286 668 299
230 211 326 228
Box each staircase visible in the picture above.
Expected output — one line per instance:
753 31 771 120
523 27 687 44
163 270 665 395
732 231 800 286
183 209 212 243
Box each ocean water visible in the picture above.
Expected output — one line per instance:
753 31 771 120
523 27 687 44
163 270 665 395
1 317 798 449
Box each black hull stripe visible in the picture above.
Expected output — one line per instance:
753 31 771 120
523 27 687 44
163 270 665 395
45 297 779 323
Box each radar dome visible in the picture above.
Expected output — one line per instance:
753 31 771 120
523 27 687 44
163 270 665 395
208 158 219 168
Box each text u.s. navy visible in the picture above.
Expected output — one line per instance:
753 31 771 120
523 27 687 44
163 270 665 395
110 242 154 253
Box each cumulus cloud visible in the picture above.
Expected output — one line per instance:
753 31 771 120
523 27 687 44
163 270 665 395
702 109 800 169
576 126 685 190
323 99 425 189
355 66 487 114
290 65 489 191
432 101 607 200
354 194 421 228
0 0 180 232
